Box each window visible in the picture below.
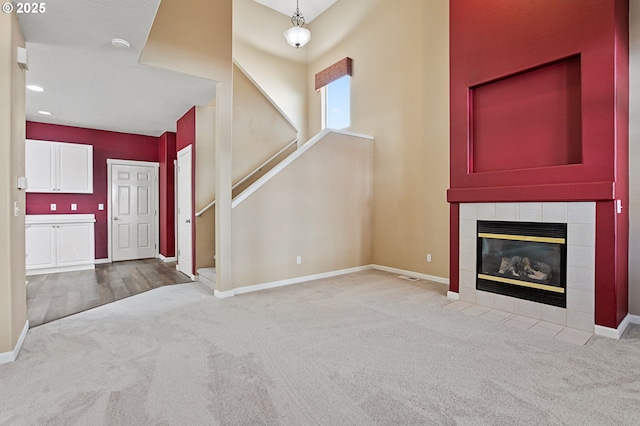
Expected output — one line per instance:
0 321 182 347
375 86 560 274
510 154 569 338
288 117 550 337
315 57 353 130
323 75 351 130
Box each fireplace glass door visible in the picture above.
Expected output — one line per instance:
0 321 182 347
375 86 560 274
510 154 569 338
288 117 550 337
477 221 567 308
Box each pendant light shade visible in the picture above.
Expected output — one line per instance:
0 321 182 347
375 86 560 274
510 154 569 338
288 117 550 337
284 0 310 48
284 26 311 48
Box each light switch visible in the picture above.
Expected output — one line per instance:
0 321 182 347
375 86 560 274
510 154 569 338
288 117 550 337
50 204 56 211
71 203 77 211
98 203 104 211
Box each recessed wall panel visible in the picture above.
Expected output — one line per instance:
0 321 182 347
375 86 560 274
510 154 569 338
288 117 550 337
471 57 582 173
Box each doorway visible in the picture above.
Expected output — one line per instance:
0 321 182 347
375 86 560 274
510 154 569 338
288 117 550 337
108 160 159 262
176 146 194 278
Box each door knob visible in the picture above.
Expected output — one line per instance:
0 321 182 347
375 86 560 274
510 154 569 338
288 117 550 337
186 219 191 224
113 217 118 221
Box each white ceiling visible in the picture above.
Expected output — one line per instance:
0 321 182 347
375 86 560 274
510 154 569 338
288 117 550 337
18 0 336 137
253 0 337 23
18 0 216 137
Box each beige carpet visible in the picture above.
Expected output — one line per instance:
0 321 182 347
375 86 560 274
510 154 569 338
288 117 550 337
1 270 639 425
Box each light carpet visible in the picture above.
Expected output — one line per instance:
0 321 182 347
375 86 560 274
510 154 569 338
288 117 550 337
1 270 639 425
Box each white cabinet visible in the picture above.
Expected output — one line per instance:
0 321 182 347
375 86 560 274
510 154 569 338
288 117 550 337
25 140 93 193
26 214 96 275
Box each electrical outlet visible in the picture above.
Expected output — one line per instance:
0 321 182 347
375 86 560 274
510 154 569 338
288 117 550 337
296 256 302 265
427 254 432 262
50 203 56 211
71 203 77 211
98 203 104 210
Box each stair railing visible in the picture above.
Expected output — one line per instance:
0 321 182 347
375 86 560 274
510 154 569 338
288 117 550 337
195 137 298 217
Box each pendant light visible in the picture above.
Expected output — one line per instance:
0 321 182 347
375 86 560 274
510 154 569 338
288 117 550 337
283 0 311 48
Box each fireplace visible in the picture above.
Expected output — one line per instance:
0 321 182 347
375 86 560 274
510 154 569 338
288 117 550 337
476 221 567 308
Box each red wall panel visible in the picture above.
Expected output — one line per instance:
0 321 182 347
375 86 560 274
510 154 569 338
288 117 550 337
26 122 160 260
448 0 629 329
159 132 177 258
449 0 620 201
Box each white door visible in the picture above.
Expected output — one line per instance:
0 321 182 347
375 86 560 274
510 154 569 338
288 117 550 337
111 164 157 261
177 146 193 277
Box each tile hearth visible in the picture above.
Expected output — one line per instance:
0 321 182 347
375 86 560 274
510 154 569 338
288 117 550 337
457 202 596 333
444 300 593 346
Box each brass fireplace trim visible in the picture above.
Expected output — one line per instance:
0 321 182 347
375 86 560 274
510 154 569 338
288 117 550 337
478 233 565 244
477 273 565 293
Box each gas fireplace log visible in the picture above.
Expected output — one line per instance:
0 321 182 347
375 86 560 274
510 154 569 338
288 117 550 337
497 256 550 281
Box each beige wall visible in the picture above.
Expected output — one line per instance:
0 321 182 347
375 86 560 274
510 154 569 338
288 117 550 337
140 0 234 288
231 132 373 288
307 0 451 279
233 0 309 142
195 104 216 270
0 12 27 354
232 64 298 183
629 2 640 315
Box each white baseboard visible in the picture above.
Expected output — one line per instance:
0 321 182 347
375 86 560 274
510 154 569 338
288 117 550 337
216 265 373 298
158 254 177 263
27 264 95 276
447 291 460 300
214 289 235 299
94 258 111 265
594 314 639 339
372 265 449 285
0 320 29 365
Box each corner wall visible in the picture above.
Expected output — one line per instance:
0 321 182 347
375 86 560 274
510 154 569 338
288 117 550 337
307 0 450 279
0 11 27 357
233 0 309 142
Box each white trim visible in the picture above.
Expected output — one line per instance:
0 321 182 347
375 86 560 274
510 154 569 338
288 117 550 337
372 264 450 285
0 320 29 365
107 159 160 263
158 254 177 262
214 289 235 299
594 314 638 339
215 265 373 298
94 258 111 265
232 130 374 208
447 291 460 300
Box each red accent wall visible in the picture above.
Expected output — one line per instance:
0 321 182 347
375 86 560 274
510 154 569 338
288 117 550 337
176 107 197 275
448 0 629 328
449 0 623 202
159 132 177 258
26 122 161 260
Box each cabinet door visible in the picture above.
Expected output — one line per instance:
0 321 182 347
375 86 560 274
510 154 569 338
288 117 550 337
58 143 93 193
25 225 56 269
56 223 95 266
25 140 56 193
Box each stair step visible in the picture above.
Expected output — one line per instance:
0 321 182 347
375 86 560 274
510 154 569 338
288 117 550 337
197 268 216 290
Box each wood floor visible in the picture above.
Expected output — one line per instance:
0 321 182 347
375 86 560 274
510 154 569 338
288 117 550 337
26 259 193 328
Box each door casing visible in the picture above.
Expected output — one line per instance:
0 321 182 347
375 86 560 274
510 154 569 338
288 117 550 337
107 159 160 263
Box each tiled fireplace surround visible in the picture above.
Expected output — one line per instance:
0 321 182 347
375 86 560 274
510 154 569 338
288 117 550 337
457 202 595 333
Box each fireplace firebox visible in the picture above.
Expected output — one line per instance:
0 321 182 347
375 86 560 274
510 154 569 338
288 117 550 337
476 221 567 308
